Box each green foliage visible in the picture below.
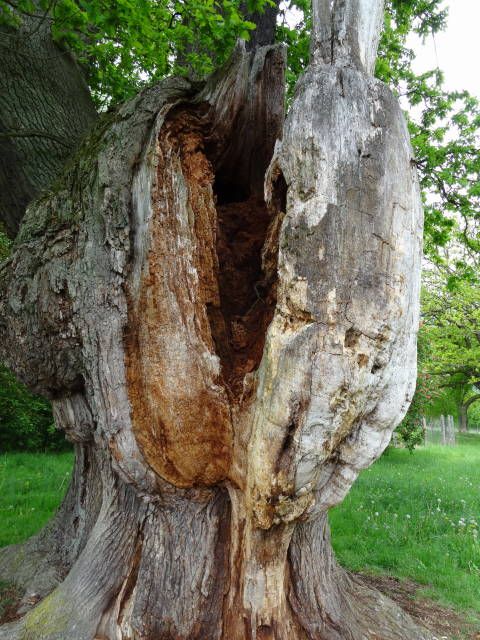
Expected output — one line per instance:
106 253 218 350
469 402 480 430
426 385 461 419
401 275 480 439
0 364 69 452
2 1 478 264
395 386 427 453
422 276 480 393
276 0 311 100
375 3 480 271
330 435 480 616
0 0 269 108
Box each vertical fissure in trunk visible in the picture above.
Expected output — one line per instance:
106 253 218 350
209 186 278 397
125 84 284 488
170 104 281 399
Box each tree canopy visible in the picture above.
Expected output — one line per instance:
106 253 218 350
1 0 478 262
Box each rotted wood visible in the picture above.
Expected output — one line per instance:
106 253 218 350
0 1 431 638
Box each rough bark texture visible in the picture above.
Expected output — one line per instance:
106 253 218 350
0 2 430 638
242 0 281 51
0 10 97 237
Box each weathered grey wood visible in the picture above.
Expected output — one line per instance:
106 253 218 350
0 2 430 638
311 0 384 74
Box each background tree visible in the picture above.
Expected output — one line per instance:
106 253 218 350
421 275 480 431
398 272 480 444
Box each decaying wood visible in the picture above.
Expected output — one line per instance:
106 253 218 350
0 1 430 638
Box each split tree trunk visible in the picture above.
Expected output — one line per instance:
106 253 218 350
0 2 430 638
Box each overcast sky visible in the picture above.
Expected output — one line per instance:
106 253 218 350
408 0 479 98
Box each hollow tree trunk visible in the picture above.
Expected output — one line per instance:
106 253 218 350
0 2 431 638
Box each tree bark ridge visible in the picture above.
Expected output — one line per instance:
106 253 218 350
0 11 97 237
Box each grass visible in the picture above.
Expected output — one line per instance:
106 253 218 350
0 438 479 618
0 451 73 547
330 432 480 615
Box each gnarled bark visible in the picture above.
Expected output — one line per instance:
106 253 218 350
0 2 430 638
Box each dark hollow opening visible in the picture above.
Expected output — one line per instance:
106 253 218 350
166 105 284 398
208 174 278 396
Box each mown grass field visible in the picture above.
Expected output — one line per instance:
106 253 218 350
330 433 480 615
1 436 479 618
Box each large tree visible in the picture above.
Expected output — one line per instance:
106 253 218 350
0 1 432 638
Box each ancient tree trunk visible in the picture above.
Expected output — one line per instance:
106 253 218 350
0 2 430 638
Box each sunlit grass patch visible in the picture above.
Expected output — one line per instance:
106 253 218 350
0 452 73 547
330 433 480 614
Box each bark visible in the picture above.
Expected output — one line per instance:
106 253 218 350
0 2 430 639
241 1 281 51
0 9 97 237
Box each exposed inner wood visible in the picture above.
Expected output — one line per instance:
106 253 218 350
179 105 281 395
125 105 280 488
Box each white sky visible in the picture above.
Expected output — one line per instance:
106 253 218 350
408 0 480 98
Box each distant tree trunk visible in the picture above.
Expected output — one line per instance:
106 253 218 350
242 0 281 51
0 1 431 638
458 403 468 432
458 394 480 432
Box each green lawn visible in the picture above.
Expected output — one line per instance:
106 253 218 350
1 438 479 618
330 433 480 614
0 451 73 547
